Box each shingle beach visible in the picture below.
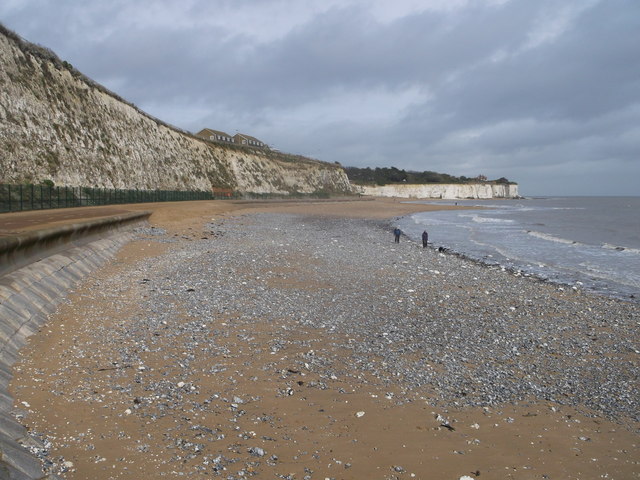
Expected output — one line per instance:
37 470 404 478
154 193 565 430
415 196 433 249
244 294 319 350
10 199 639 479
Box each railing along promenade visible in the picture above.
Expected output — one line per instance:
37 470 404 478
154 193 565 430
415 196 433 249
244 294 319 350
0 184 233 213
0 183 337 213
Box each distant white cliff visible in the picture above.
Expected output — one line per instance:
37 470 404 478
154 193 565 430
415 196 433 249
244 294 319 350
358 183 519 199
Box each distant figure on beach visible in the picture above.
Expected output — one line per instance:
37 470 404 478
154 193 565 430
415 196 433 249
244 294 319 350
422 230 429 248
393 227 402 243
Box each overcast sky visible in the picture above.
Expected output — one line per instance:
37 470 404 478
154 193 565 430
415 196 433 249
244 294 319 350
2 0 639 196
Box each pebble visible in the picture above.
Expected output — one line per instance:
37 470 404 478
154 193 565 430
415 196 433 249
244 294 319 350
248 447 265 457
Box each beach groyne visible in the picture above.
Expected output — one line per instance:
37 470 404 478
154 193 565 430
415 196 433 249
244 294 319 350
0 212 149 479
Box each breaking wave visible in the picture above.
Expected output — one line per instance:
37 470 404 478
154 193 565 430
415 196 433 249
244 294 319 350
527 230 580 246
602 244 640 255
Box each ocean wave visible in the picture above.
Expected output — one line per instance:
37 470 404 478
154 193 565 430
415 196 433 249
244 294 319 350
455 213 515 225
473 216 514 224
411 215 450 226
403 197 640 302
527 230 580 246
602 244 640 255
578 262 640 288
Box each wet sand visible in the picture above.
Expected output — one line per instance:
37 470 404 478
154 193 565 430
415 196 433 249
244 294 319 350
8 198 639 479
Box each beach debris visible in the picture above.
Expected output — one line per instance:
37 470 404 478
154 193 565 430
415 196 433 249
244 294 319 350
435 413 449 423
355 411 366 418
97 364 132 372
435 413 455 431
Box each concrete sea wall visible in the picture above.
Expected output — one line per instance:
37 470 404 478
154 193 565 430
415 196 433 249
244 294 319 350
0 213 149 479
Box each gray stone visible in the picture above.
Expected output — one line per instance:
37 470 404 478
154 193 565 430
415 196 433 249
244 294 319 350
248 447 265 457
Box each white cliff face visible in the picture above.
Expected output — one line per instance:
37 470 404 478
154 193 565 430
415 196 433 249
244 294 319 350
0 32 353 195
358 183 519 199
224 150 352 194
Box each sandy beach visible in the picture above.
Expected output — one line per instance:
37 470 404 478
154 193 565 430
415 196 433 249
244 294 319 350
8 198 639 480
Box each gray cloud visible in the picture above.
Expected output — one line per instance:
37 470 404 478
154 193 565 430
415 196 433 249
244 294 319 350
1 0 638 195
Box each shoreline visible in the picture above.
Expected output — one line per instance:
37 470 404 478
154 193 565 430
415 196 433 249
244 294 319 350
8 199 640 479
396 198 640 305
410 239 640 306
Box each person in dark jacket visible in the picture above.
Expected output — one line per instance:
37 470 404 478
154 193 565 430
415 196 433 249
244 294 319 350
393 227 402 243
422 230 429 248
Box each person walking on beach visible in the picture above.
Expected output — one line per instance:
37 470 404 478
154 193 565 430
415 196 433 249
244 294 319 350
393 227 402 243
422 230 429 248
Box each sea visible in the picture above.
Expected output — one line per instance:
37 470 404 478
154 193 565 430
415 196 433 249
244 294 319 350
398 196 640 302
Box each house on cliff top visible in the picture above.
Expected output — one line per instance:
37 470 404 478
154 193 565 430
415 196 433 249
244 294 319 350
196 128 267 148
196 128 234 144
233 133 266 148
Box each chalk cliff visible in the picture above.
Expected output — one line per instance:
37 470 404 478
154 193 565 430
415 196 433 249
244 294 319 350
0 28 353 195
358 183 519 199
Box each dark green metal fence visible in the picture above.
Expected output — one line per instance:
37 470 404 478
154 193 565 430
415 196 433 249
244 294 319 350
0 184 232 213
